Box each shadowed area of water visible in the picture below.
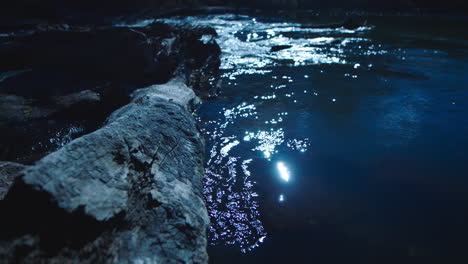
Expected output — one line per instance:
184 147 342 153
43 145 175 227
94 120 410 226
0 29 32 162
139 13 468 262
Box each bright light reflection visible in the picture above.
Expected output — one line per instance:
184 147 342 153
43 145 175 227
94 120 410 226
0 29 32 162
277 162 290 182
176 13 383 253
279 194 285 202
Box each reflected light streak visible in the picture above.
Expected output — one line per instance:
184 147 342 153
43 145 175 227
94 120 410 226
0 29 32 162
277 162 290 182
279 194 285 202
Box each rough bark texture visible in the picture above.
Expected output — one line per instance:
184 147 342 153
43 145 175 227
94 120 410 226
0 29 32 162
0 79 209 263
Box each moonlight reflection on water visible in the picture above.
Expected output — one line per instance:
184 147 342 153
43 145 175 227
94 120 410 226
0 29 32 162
186 14 374 251
201 99 308 251
142 12 468 260
277 162 290 182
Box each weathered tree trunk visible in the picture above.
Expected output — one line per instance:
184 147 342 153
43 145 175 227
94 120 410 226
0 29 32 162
0 79 210 263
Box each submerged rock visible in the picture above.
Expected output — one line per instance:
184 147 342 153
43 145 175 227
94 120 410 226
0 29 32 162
0 88 115 163
0 90 101 125
0 94 55 123
0 79 209 263
270 45 293 52
52 90 101 109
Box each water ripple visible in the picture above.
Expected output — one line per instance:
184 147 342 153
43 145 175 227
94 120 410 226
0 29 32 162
161 13 381 252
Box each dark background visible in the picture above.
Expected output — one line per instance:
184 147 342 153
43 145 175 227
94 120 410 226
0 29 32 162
2 0 467 26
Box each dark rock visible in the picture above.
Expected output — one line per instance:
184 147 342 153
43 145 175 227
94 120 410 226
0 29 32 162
0 79 209 263
0 94 55 123
270 45 293 52
0 89 108 163
52 90 101 110
0 89 129 164
0 161 26 199
342 17 368 30
0 90 100 124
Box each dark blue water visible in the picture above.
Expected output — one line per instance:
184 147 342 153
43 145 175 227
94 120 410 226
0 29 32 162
149 13 468 262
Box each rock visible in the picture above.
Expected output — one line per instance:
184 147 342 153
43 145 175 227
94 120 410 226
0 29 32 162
0 161 26 199
0 79 209 263
52 90 101 108
0 94 55 123
0 90 100 124
270 45 293 52
0 89 106 163
0 90 115 164
342 17 368 30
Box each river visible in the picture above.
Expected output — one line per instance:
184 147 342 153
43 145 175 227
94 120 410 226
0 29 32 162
146 12 467 262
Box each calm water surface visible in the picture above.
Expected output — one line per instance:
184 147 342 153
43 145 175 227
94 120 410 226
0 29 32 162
164 13 468 262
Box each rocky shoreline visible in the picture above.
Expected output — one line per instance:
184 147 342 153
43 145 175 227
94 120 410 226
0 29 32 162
0 21 220 263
